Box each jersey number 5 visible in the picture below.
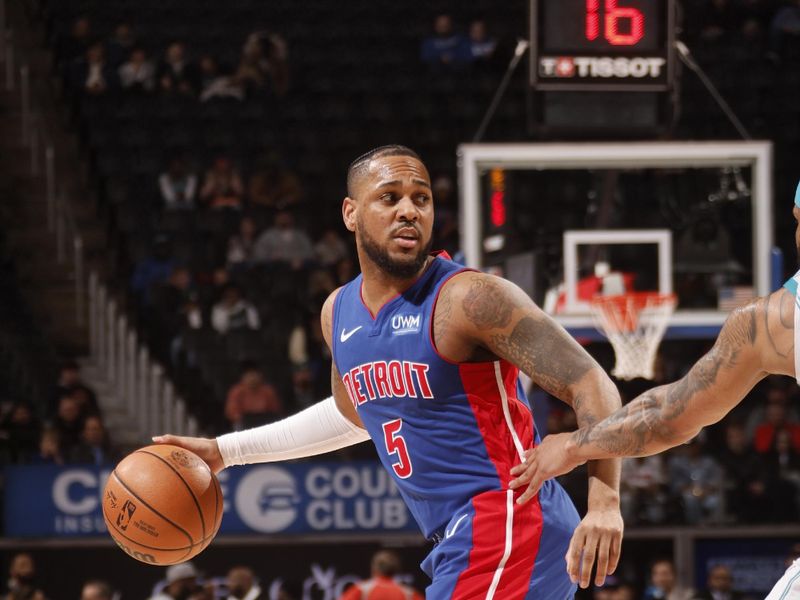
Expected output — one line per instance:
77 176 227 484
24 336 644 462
382 419 413 479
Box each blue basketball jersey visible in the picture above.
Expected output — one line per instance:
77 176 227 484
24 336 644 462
332 253 579 600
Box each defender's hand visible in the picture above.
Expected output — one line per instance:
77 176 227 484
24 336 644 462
508 433 585 504
566 508 623 588
152 434 225 474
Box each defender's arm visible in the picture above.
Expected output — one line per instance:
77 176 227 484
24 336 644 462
519 290 795 495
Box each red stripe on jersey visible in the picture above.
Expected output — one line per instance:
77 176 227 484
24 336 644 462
450 491 508 599
458 361 534 486
451 362 544 598
495 495 543 599
449 492 543 600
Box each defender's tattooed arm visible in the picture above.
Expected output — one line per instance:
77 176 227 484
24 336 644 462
512 288 796 498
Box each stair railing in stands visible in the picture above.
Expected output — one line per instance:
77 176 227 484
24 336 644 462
88 271 198 440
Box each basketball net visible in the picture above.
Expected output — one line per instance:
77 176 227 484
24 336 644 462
590 292 677 380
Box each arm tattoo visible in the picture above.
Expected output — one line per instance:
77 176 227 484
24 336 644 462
433 284 454 344
489 315 595 399
573 304 759 455
462 276 513 330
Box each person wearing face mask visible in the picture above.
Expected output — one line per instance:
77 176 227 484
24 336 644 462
4 553 46 600
225 567 264 600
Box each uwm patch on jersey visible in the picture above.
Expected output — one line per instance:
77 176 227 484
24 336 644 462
391 313 421 335
342 360 433 406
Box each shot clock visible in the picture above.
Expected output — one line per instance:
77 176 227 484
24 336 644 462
530 0 675 91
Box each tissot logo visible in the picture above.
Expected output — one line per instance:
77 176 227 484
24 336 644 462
391 314 421 335
539 56 666 79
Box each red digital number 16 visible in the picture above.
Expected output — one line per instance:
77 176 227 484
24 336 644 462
586 0 645 46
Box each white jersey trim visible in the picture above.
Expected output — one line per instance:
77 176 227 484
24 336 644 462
493 361 526 461
485 489 515 600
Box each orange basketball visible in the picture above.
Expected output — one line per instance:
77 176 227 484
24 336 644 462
102 444 223 565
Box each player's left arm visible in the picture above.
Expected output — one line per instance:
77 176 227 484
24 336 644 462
447 272 623 588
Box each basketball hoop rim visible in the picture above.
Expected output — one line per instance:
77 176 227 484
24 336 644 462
590 291 678 308
590 292 678 335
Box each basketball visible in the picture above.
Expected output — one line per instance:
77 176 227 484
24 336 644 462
102 444 223 565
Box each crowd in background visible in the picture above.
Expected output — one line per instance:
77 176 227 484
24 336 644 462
8 548 790 600
0 361 115 468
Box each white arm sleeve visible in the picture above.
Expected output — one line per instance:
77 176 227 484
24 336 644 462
216 396 371 467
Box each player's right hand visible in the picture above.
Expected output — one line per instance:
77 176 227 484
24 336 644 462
152 434 225 474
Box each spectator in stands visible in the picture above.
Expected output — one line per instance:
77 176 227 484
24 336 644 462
420 14 468 71
70 41 118 97
69 415 116 465
338 550 423 600
770 0 800 57
226 216 259 270
53 395 85 456
314 229 348 268
252 211 314 269
643 559 694 600
753 395 800 453
152 266 202 363
200 157 245 210
226 566 264 600
668 437 724 524
159 156 198 211
198 56 245 103
149 563 203 600
761 428 800 521
237 31 289 96
59 16 92 65
224 362 283 429
288 311 331 403
29 428 64 465
619 455 667 525
0 402 40 464
158 41 198 96
119 47 156 93
4 553 46 600
106 21 137 67
131 235 176 305
68 385 100 419
692 565 743 600
80 580 113 600
211 284 260 335
465 19 497 64
716 423 768 522
248 153 304 210
50 359 98 418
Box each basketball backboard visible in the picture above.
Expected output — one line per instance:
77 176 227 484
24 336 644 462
457 141 775 340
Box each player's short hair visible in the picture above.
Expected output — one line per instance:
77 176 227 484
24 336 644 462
347 145 422 198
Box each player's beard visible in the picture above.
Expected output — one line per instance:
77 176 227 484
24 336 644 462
358 225 432 279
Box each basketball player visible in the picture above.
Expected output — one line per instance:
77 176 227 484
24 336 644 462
512 187 800 598
156 145 624 597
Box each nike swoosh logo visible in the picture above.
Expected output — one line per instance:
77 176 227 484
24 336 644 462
445 514 469 539
340 326 363 343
